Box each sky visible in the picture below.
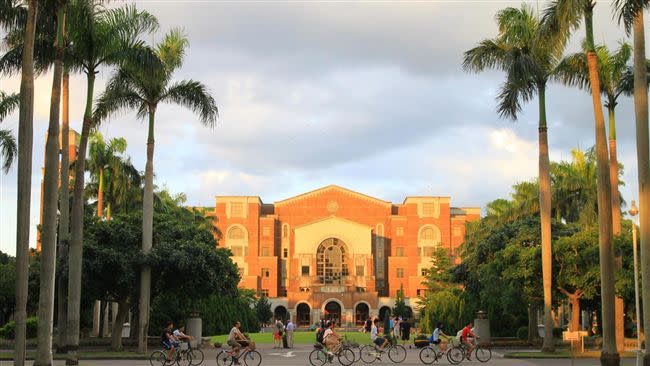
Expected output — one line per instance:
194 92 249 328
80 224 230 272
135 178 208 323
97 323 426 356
0 0 646 255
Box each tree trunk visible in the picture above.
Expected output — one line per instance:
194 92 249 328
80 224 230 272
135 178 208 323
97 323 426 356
585 20 619 363
97 167 103 217
632 11 650 366
98 301 106 339
56 69 70 355
111 301 129 351
34 8 65 366
608 106 621 235
14 2 38 365
537 84 554 353
66 71 96 365
138 105 156 353
569 296 580 332
528 305 539 343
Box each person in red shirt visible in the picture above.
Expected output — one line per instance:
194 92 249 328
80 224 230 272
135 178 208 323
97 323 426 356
460 321 479 360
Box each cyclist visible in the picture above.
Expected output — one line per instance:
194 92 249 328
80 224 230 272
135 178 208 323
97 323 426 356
460 321 479 361
430 322 449 354
371 318 389 351
161 321 177 361
173 324 193 343
227 321 248 365
323 321 342 356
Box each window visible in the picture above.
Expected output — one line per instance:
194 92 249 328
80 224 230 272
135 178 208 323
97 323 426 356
453 227 462 237
261 247 270 257
422 202 436 216
230 245 245 256
282 224 290 237
396 268 404 278
356 287 366 293
420 269 428 276
421 246 434 257
376 224 384 237
230 202 244 217
280 288 288 296
261 268 270 277
396 227 404 237
300 287 311 293
356 265 365 276
421 227 435 240
260 289 269 297
376 280 385 290
301 266 310 276
395 247 404 257
262 227 270 237
228 226 245 240
417 289 429 296
283 248 288 258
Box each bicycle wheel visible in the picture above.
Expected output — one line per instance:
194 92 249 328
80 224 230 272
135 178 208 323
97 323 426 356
188 348 204 366
338 348 356 366
475 346 492 362
447 346 464 365
309 349 327 366
243 350 262 366
359 345 378 364
215 351 233 366
150 351 168 366
418 346 437 365
387 344 407 363
349 345 361 362
176 351 192 366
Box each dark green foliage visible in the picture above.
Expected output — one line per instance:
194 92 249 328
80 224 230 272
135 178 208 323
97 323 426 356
517 326 528 340
392 286 410 319
254 296 273 325
0 316 38 339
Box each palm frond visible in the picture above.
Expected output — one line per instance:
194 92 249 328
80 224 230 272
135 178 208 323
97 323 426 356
496 77 536 120
612 0 650 35
0 91 19 121
157 27 188 72
540 0 587 55
0 128 17 173
554 51 590 90
462 39 509 73
617 60 650 97
94 75 145 125
161 80 218 127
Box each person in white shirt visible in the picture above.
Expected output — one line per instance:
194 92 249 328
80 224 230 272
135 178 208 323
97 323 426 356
285 319 295 348
173 325 193 343
323 321 342 355
371 318 388 350
431 322 449 353
227 321 248 365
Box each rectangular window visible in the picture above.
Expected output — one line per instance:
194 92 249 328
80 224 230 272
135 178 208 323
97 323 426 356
283 248 288 258
281 260 287 279
230 246 244 257
396 227 404 237
422 202 436 216
356 287 366 293
396 268 404 278
421 247 434 257
301 266 310 276
230 202 244 217
356 265 365 276
261 247 270 257
262 226 270 237
260 289 269 297
395 247 404 257
261 268 270 277
421 269 428 277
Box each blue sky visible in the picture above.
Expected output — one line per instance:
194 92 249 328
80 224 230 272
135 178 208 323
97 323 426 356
0 1 645 255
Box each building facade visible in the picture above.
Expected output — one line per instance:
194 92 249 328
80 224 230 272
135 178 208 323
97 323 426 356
211 185 479 327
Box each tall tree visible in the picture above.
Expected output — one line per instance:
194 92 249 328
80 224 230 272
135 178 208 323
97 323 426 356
613 1 650 364
543 1 620 362
34 1 65 365
95 29 217 353
463 5 564 352
85 132 128 218
64 4 158 363
0 91 19 173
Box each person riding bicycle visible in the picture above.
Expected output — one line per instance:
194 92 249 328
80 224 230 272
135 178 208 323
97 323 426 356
227 321 249 365
371 318 389 351
161 321 178 361
430 322 449 353
173 324 193 344
460 321 479 361
323 321 342 356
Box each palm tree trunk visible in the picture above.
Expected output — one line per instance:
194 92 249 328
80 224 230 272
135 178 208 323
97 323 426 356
632 11 650 366
111 301 129 351
138 105 156 353
14 2 38 365
585 10 619 362
66 71 96 366
97 167 104 217
537 84 554 353
56 69 70 355
608 106 622 235
34 8 65 366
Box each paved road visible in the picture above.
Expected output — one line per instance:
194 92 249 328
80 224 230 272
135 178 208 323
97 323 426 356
19 345 633 366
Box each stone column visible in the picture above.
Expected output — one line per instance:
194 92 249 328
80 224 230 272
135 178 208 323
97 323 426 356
92 300 100 336
186 315 202 348
102 302 110 337
474 311 491 344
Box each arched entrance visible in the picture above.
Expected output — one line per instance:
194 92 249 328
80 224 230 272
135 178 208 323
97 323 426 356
324 301 342 325
317 238 349 284
355 303 370 325
379 306 391 321
297 303 311 326
274 306 288 322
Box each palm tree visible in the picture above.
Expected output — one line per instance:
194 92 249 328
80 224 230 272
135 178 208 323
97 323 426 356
34 1 66 364
95 28 218 353
0 91 19 173
63 4 158 363
85 132 128 218
551 149 599 226
463 5 563 352
613 1 650 363
543 1 621 362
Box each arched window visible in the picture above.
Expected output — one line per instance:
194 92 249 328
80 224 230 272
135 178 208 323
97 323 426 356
316 238 349 284
226 225 248 257
376 224 384 237
421 227 435 240
228 226 245 240
282 223 290 237
418 225 441 258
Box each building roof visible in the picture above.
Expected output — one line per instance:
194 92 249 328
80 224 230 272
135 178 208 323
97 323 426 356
274 184 393 208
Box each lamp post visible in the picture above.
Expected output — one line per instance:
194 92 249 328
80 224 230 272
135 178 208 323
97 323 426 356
629 200 641 365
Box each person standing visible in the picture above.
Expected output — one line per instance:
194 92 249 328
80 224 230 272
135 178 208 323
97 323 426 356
273 318 284 349
285 318 295 348
400 318 411 345
364 318 372 333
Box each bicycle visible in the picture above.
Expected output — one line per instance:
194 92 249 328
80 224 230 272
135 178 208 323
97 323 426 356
418 336 452 364
216 342 262 366
341 335 361 363
308 342 356 366
359 337 407 363
446 338 491 364
150 345 192 366
178 341 204 366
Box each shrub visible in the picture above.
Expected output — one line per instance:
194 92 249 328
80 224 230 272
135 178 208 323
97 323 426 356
0 317 38 339
0 321 15 339
516 326 528 340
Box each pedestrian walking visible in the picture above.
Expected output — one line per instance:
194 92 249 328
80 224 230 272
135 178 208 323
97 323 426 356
285 318 295 348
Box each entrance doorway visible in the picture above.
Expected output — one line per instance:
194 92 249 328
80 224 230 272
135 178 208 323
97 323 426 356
355 303 370 325
379 306 391 321
324 301 342 325
297 303 311 326
274 306 288 322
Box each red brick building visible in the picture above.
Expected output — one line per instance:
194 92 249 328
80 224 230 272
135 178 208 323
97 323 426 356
212 185 479 327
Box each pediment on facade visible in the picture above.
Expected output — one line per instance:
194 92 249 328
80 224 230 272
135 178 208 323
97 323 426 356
294 215 372 230
294 215 372 255
274 185 392 208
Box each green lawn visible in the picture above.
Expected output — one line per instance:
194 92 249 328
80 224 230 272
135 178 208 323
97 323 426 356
210 331 372 345
0 351 149 361
505 351 637 359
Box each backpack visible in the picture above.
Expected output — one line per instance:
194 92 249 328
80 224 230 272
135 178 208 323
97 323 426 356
316 327 325 344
